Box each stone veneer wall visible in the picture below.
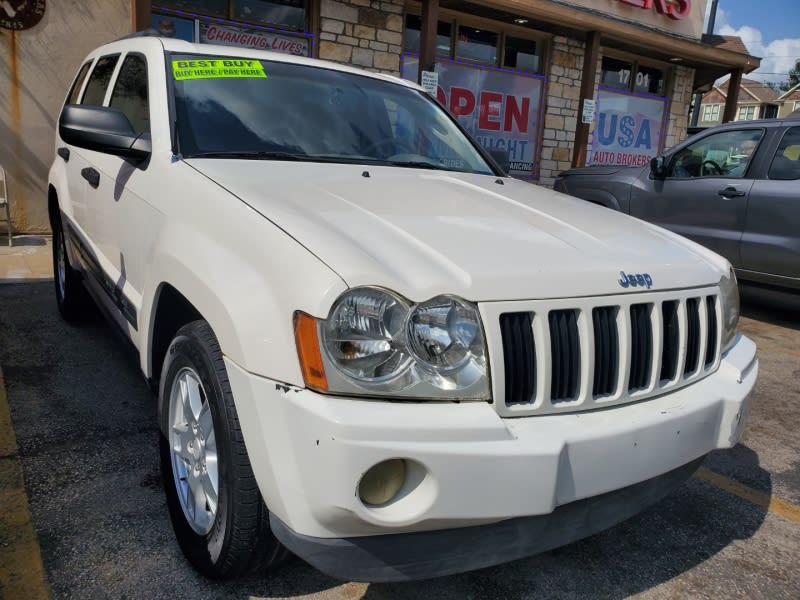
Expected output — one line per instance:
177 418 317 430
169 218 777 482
663 65 695 149
318 0 404 75
538 36 586 187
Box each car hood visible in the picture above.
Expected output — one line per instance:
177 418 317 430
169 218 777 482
186 160 726 302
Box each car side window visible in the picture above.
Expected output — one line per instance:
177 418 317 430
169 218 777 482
668 129 763 179
109 54 150 135
66 62 92 105
768 127 800 181
80 54 120 106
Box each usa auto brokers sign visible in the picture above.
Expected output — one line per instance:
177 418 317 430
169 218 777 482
1 0 45 30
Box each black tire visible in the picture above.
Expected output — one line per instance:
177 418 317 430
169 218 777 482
51 212 86 320
159 320 287 579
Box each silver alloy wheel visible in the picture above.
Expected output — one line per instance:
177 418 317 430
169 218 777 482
168 367 219 535
56 227 66 299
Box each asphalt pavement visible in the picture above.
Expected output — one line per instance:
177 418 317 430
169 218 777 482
0 280 798 599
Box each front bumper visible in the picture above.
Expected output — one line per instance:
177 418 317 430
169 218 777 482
226 334 756 580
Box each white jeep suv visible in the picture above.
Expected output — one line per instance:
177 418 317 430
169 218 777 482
48 34 757 582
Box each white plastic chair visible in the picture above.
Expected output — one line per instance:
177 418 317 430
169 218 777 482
0 166 10 245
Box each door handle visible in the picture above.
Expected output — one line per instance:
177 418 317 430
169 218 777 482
57 147 70 162
717 187 745 198
81 167 100 189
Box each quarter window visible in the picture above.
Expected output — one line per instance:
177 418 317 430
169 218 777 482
768 127 800 180
669 129 763 179
81 55 120 106
109 54 150 135
66 62 92 105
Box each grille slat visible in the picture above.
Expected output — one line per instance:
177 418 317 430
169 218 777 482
684 298 701 374
592 307 618 396
500 313 536 405
705 296 718 367
629 304 653 391
549 310 580 401
661 301 680 381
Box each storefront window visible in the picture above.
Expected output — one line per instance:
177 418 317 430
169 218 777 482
602 56 665 96
634 64 665 95
455 26 498 65
403 15 452 57
590 88 668 166
504 36 540 73
233 0 305 30
159 0 227 15
601 56 634 90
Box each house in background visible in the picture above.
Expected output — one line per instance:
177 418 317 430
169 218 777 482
778 83 800 117
697 77 780 126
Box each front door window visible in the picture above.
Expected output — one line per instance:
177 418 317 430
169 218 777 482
669 129 764 179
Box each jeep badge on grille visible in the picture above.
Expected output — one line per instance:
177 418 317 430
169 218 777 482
619 271 653 289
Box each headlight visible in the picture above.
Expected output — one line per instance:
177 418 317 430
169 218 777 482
295 287 489 400
719 266 740 353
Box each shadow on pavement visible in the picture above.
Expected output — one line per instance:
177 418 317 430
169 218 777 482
740 283 800 330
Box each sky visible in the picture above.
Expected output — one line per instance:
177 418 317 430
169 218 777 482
705 0 800 85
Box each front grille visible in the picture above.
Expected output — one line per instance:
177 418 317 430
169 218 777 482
493 287 721 416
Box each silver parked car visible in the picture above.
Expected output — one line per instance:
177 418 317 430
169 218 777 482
555 117 800 291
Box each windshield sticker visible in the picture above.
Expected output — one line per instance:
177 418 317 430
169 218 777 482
172 59 267 81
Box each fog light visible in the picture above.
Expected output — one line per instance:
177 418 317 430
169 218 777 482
358 459 407 506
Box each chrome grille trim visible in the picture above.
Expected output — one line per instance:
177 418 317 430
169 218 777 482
480 287 722 418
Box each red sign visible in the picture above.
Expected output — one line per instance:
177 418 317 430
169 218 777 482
618 0 691 20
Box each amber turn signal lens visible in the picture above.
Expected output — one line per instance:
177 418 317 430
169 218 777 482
294 311 328 392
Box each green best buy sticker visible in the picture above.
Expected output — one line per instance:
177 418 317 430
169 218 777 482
172 59 267 80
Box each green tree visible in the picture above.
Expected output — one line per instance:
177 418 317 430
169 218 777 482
779 59 800 92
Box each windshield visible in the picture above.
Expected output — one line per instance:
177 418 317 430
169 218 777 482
171 54 494 174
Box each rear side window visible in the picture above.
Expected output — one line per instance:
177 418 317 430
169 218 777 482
768 127 800 180
109 54 150 135
81 55 120 106
66 62 92 105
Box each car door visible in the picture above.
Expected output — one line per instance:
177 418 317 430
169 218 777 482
629 128 765 269
740 125 800 285
56 60 94 236
82 51 156 334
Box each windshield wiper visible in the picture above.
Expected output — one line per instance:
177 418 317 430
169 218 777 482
186 151 311 161
383 160 453 171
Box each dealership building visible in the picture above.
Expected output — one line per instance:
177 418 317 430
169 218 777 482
1 0 759 233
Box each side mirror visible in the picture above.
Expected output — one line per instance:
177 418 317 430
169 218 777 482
487 148 511 175
59 105 151 161
650 155 667 179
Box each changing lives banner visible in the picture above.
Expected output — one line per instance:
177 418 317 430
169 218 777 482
402 56 544 179
590 88 668 166
199 22 310 56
